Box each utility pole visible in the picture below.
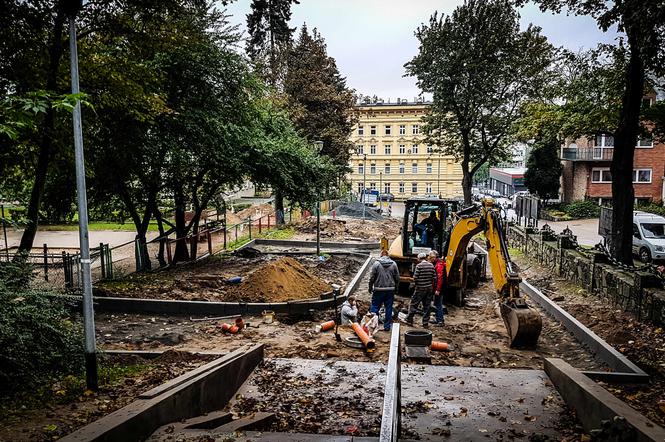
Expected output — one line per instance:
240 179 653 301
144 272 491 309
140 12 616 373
65 0 97 390
362 154 367 221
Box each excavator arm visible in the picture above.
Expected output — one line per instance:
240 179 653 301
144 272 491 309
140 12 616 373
445 200 542 348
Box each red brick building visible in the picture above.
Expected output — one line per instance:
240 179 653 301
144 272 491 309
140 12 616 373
560 96 665 205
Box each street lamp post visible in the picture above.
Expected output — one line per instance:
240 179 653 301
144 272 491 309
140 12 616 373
379 171 383 212
64 0 97 390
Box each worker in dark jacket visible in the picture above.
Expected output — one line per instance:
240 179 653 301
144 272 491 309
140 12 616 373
404 252 437 327
369 249 400 331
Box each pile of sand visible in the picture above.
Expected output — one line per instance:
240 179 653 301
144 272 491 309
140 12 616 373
231 257 331 303
236 203 275 220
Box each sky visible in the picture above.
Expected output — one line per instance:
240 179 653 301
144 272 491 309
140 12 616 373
222 0 620 100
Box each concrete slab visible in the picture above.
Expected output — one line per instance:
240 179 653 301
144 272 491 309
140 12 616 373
545 358 665 441
400 365 567 440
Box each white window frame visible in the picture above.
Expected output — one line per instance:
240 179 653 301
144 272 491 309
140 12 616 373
426 163 432 174
384 182 391 194
399 144 406 154
358 126 364 136
426 145 433 154
370 163 376 174
426 182 432 193
370 182 376 190
637 137 654 148
412 162 418 174
593 134 614 159
370 125 377 135
399 162 405 174
385 125 391 135
384 144 391 155
370 145 376 155
412 144 419 154
411 182 418 194
633 168 652 183
412 125 420 135
356 145 363 155
358 163 364 174
591 167 612 183
385 163 391 174
399 182 405 193
399 125 406 135
357 182 364 194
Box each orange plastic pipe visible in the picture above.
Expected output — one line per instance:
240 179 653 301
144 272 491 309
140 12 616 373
352 323 376 350
431 341 449 351
319 320 335 332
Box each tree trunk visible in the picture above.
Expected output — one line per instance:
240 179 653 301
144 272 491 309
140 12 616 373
460 132 472 205
173 185 190 263
16 10 66 256
610 36 644 265
274 188 285 225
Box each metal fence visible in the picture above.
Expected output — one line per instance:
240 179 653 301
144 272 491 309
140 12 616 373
514 194 540 228
0 201 343 292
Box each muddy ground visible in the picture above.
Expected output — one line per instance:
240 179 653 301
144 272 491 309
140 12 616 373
0 351 215 442
95 252 363 302
515 253 665 428
291 215 402 243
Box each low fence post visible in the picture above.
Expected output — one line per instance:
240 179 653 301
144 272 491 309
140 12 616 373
267 214 271 229
43 243 48 282
223 228 227 250
207 231 212 255
259 217 262 233
248 218 252 240
235 224 238 244
99 242 106 279
166 239 172 265
106 244 113 279
63 251 71 289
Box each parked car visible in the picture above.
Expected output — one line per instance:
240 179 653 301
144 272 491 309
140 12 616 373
379 193 395 202
632 211 665 263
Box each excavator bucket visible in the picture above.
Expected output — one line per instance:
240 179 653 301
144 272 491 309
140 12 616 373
500 299 542 349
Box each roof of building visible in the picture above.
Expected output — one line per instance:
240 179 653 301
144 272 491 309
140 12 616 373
489 167 526 177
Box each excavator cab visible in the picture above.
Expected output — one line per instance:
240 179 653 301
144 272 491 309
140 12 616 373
401 199 460 258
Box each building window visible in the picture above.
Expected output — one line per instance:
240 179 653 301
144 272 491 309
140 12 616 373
427 145 433 154
370 145 376 155
399 144 406 154
385 125 392 135
399 162 405 174
357 182 364 194
370 125 377 135
633 169 652 183
385 163 391 174
358 126 364 136
411 182 418 194
370 163 376 174
426 182 432 193
399 182 405 193
370 182 376 190
412 162 418 174
358 163 364 174
412 125 420 135
593 134 614 160
384 182 391 194
412 144 419 154
595 134 614 147
591 168 612 183
384 144 391 155
637 137 653 148
426 163 432 173
399 125 406 135
356 145 363 155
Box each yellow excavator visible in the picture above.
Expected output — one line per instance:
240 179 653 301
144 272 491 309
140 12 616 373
387 198 542 348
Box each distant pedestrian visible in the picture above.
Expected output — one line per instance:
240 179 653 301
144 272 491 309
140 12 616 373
404 253 437 327
429 250 445 326
340 295 359 325
368 249 399 331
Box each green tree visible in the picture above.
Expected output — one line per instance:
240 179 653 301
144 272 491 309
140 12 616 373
519 0 665 264
405 0 556 204
246 0 300 87
524 138 562 200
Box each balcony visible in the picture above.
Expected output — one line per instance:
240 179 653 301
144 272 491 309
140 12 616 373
561 147 613 162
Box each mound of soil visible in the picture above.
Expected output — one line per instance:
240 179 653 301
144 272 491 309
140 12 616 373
236 203 274 220
228 257 331 303
335 201 383 220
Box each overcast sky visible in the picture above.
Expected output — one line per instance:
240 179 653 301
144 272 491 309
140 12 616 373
223 0 620 99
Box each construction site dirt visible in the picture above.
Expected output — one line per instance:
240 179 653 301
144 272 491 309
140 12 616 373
291 215 402 243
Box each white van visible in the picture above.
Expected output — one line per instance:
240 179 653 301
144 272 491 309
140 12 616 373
632 211 665 262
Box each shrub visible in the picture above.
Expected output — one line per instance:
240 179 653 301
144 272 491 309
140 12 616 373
0 260 83 394
636 203 665 217
562 200 600 219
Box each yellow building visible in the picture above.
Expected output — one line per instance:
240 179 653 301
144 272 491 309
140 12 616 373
347 101 463 200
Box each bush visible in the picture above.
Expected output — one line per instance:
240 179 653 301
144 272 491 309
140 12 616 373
562 200 600 219
0 260 83 394
636 203 665 217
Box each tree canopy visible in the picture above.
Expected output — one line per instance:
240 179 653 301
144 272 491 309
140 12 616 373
405 0 555 204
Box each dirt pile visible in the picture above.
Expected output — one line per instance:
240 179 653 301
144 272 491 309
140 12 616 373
236 203 274 220
335 201 383 220
226 256 331 303
296 218 350 238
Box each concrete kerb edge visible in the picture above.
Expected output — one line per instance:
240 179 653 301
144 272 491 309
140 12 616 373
101 349 226 359
60 344 264 442
520 280 648 379
544 358 665 441
344 254 374 299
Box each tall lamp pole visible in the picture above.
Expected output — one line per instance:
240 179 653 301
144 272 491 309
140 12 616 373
64 0 97 390
314 141 324 256
362 154 367 221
